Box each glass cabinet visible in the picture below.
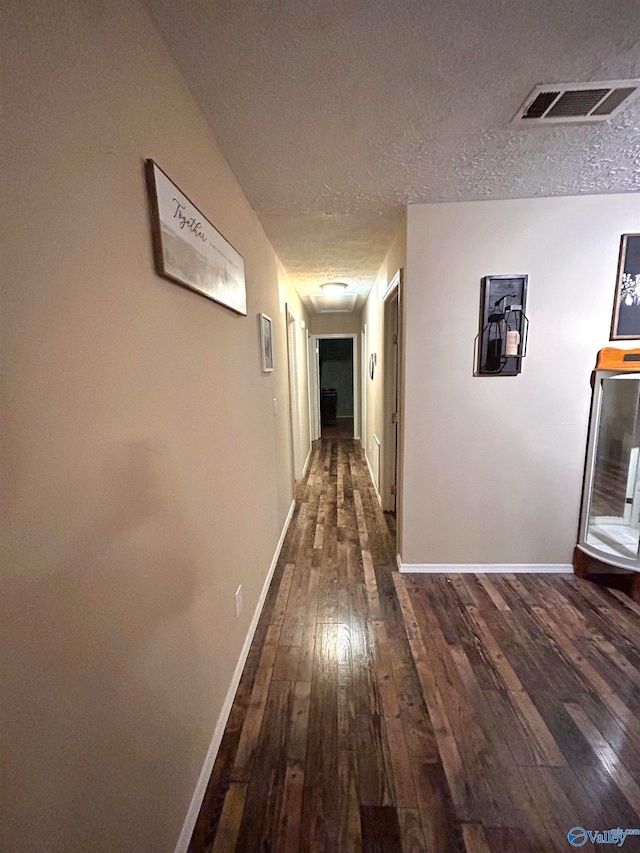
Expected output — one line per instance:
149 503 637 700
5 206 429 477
577 349 640 572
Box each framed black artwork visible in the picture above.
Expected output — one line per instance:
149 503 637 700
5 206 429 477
477 275 529 376
611 234 640 340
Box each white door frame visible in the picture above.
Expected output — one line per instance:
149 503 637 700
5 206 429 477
360 323 367 452
285 304 302 482
381 271 402 513
309 333 360 440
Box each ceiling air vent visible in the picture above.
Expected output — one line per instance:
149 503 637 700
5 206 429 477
309 293 358 314
512 80 640 125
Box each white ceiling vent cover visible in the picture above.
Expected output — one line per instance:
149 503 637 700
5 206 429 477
309 293 358 313
512 80 640 125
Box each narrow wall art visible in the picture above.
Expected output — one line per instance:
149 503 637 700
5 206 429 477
259 313 274 372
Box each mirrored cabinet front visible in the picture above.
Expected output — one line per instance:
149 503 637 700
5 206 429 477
577 349 640 574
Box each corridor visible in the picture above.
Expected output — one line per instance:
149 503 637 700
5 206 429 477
189 440 640 853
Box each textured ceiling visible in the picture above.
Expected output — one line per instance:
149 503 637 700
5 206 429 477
143 0 640 311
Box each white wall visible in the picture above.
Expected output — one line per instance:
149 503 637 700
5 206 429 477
1 1 309 851
403 194 640 568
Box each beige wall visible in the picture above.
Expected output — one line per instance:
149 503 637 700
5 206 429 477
361 217 407 501
1 1 308 851
309 311 362 335
403 194 640 567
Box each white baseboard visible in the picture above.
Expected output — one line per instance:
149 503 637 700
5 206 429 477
301 444 312 478
364 451 381 506
398 562 573 574
174 498 296 853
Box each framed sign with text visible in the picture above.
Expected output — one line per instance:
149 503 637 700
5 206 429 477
145 160 247 315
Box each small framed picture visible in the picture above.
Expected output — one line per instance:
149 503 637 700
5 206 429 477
259 313 274 372
611 234 640 340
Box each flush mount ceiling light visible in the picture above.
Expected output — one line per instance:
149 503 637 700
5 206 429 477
320 281 349 297
310 281 356 313
512 79 640 125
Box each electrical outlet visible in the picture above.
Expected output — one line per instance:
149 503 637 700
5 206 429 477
235 585 243 618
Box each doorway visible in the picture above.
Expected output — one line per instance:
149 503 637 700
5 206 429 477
308 334 359 441
382 271 402 516
319 338 354 438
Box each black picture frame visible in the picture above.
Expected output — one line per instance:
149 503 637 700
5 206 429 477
477 275 528 376
611 234 640 340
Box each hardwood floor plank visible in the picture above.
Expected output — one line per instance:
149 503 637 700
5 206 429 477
484 827 533 853
409 584 519 825
273 643 302 681
300 622 340 853
353 490 370 550
414 761 466 853
396 580 478 821
461 823 492 853
234 680 292 853
276 764 305 853
502 574 536 607
577 691 640 772
359 806 403 853
387 637 440 763
210 782 247 853
339 749 362 853
385 714 417 808
288 680 312 764
573 763 640 831
338 622 357 751
355 713 395 807
476 574 511 612
508 689 567 767
373 636 400 719
272 563 295 625
460 575 497 610
483 690 547 767
297 565 320 683
531 602 640 742
231 623 281 781
464 606 524 692
519 766 599 853
280 563 312 647
564 701 640 816
396 808 426 853
350 584 382 717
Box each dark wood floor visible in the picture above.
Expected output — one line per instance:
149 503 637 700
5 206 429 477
321 417 354 439
188 439 640 853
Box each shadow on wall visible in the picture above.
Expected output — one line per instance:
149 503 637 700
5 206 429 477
3 441 208 852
